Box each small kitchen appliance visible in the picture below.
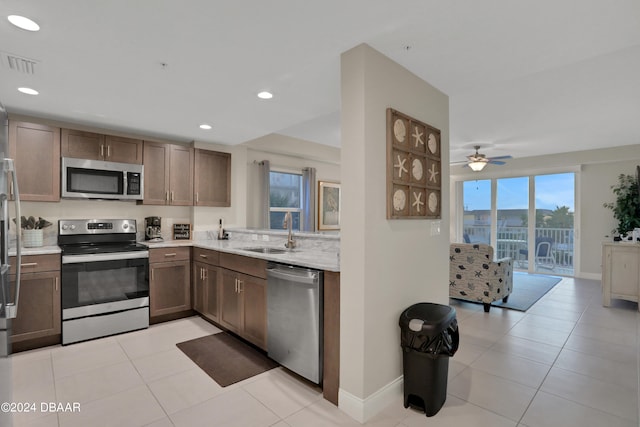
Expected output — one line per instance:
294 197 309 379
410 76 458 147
145 216 162 241
61 157 143 200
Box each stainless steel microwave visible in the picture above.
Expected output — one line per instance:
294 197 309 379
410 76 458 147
62 157 144 200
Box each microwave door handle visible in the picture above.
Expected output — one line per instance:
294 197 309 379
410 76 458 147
123 172 128 196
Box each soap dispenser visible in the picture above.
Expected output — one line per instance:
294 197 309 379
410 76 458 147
217 219 225 240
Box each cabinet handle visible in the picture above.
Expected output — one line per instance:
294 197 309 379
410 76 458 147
164 253 176 257
203 269 207 280
55 277 58 292
199 254 207 259
196 192 199 203
107 145 111 157
234 278 238 293
171 191 174 202
238 279 243 293
100 144 104 157
165 191 169 202
20 262 38 268
151 268 154 281
9 176 13 198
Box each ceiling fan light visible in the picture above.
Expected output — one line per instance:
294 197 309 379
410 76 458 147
468 160 487 172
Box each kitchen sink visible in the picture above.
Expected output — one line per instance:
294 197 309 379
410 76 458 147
241 247 290 254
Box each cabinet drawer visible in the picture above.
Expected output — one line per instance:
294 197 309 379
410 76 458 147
219 252 267 279
10 254 60 273
149 246 191 263
193 248 220 266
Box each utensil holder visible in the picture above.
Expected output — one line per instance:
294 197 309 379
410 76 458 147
23 229 44 247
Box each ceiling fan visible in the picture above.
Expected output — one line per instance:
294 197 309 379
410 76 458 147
455 145 512 171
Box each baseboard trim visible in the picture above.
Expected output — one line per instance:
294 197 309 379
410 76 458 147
338 376 403 423
578 272 601 281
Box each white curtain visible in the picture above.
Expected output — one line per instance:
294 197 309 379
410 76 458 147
302 167 316 232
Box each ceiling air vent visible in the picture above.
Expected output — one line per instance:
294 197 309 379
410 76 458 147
1 51 39 74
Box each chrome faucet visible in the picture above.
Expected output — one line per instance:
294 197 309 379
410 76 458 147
283 211 296 249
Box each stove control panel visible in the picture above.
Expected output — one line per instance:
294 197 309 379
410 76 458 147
59 219 137 235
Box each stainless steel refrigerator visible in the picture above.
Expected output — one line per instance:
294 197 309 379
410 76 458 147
0 102 22 357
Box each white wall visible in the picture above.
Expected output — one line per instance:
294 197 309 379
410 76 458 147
450 144 640 279
340 44 449 422
243 133 341 229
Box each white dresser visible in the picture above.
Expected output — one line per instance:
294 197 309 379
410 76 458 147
602 242 640 311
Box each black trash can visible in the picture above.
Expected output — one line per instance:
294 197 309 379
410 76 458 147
399 302 459 417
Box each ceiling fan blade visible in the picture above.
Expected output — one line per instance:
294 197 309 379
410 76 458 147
488 160 506 165
487 155 512 160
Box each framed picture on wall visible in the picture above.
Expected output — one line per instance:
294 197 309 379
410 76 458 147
318 181 341 230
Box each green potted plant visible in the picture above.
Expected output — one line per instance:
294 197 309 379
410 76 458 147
603 173 640 239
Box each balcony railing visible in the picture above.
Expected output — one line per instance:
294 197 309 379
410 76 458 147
463 226 574 272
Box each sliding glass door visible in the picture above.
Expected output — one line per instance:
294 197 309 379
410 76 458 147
462 179 492 244
460 172 575 276
496 177 529 263
533 173 575 275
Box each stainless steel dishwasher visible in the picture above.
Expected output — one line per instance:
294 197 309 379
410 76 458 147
267 263 323 384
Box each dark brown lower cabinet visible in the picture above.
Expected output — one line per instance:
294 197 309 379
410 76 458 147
149 247 191 321
9 254 61 351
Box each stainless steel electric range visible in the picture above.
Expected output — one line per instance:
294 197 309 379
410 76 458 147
58 219 149 345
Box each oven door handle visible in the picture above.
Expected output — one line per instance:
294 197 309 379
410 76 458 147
62 251 149 264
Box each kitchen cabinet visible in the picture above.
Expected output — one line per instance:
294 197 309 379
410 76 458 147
61 129 143 164
602 243 640 310
149 247 191 321
194 149 231 207
9 254 61 351
8 120 61 202
323 271 340 405
142 141 194 205
192 248 220 322
219 252 267 349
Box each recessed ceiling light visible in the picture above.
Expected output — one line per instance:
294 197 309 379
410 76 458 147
199 124 212 130
257 91 273 99
18 87 38 95
8 15 40 31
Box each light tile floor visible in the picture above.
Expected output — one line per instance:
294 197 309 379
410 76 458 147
4 277 639 427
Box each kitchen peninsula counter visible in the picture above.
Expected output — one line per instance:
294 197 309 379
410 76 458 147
144 238 340 272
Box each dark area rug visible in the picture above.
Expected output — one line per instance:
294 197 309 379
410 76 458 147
176 332 278 387
492 272 562 311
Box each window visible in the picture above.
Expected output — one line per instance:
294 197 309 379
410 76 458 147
269 171 303 230
460 172 575 276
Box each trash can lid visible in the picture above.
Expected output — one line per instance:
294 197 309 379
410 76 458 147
399 302 456 334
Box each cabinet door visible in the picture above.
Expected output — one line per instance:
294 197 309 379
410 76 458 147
61 128 105 160
204 265 219 322
219 269 241 333
105 135 143 164
194 149 231 207
240 273 267 349
192 261 206 314
169 145 194 205
142 141 170 205
150 260 191 317
8 121 61 202
10 271 61 343
609 246 639 298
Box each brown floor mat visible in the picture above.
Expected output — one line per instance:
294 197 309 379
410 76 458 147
176 332 278 387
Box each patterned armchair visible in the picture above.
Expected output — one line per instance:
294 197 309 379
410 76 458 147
449 243 513 312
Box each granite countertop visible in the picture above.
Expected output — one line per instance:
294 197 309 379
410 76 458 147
9 245 62 256
8 239 340 272
144 239 340 272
